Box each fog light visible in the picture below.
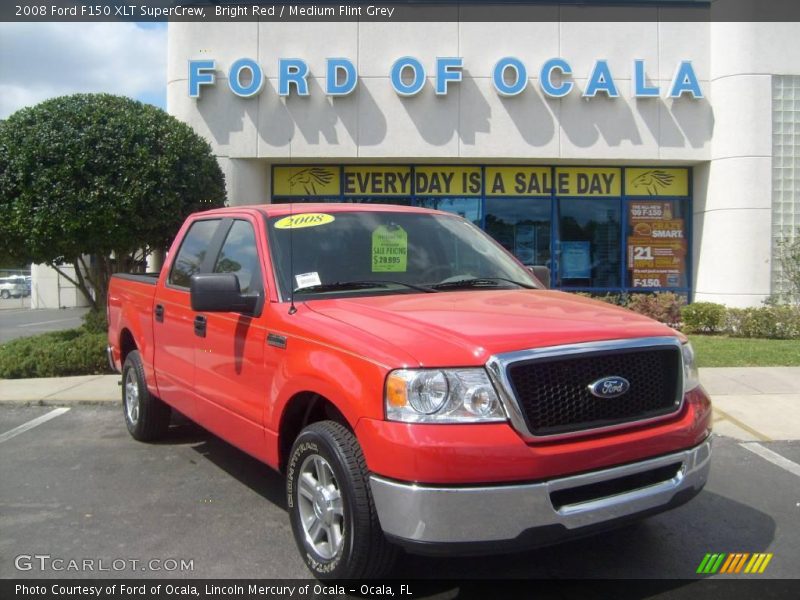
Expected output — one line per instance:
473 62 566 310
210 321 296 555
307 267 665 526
466 386 496 416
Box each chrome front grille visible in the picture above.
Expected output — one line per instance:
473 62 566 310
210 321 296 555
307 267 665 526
487 337 685 440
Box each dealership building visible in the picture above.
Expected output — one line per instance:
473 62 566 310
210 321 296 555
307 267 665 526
166 14 800 307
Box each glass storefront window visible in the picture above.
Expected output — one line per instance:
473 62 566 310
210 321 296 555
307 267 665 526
626 198 689 289
485 198 551 268
271 165 692 295
417 197 481 226
272 197 341 204
557 198 621 288
347 197 413 206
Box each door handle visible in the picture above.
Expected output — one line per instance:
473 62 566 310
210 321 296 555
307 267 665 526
194 315 207 338
154 304 164 323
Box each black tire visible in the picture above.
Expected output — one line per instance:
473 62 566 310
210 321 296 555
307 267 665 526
287 420 397 579
121 350 171 441
0 290 9 299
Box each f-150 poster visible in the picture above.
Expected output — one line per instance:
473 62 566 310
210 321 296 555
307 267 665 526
627 201 687 289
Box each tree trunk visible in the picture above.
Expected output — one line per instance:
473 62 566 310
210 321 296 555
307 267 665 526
49 260 98 311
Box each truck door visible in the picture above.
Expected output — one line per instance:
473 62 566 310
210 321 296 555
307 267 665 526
193 217 270 461
152 218 224 419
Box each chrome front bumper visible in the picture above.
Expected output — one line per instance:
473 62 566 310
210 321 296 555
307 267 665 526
370 439 711 546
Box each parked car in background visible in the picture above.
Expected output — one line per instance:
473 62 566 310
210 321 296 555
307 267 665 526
0 276 27 299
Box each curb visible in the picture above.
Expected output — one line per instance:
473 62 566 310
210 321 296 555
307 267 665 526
0 374 121 406
0 398 118 406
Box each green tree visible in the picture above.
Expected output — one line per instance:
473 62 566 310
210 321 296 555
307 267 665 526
776 228 800 305
0 94 226 310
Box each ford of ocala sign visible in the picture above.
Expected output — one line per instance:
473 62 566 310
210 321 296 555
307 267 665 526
188 57 703 100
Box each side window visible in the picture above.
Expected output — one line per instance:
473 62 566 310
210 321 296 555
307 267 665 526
213 220 261 294
168 220 220 288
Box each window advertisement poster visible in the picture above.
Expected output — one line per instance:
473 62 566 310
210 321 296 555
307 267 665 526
514 224 537 265
561 241 592 279
626 201 687 288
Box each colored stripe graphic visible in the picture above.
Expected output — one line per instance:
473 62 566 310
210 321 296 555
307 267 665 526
697 552 773 574
720 554 736 573
734 553 750 573
696 554 713 573
720 553 752 574
758 554 773 573
697 553 727 574
744 553 774 574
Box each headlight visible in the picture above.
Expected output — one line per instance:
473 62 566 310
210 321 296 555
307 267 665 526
385 368 507 423
682 341 700 393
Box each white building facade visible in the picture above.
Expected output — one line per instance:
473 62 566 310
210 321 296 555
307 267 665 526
167 17 800 307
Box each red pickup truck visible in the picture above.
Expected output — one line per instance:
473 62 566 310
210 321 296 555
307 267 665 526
107 203 712 578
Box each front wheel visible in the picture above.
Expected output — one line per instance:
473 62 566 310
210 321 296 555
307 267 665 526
287 421 397 579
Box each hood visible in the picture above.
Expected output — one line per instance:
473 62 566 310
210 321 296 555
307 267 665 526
305 289 677 367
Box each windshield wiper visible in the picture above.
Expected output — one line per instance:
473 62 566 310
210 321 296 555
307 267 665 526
431 277 536 290
293 280 437 294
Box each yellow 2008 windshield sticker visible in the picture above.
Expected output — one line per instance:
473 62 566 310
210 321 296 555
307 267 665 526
274 213 335 229
372 225 407 272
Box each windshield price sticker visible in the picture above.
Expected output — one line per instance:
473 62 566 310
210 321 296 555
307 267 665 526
274 213 335 229
371 225 408 273
295 272 322 289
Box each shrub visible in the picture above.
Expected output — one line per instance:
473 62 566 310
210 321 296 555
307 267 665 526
724 305 800 339
0 328 110 378
775 229 800 304
625 292 686 327
682 302 727 334
771 305 800 338
82 309 108 334
570 292 626 306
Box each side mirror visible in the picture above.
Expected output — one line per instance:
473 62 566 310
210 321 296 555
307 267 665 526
526 265 550 289
190 273 259 314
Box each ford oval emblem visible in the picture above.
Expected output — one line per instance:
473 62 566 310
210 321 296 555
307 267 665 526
588 376 630 399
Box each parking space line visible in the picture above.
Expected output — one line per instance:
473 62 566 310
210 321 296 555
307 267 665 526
16 317 80 328
740 442 800 479
0 408 71 444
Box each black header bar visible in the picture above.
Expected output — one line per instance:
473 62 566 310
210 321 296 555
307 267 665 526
3 579 800 600
2 1 800 23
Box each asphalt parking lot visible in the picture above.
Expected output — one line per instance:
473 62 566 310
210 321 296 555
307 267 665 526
0 306 88 343
1 405 798 582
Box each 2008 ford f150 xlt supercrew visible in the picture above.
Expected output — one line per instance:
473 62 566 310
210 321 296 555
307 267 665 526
107 204 712 578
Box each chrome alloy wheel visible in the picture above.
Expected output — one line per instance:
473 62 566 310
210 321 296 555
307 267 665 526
124 369 140 425
297 454 345 559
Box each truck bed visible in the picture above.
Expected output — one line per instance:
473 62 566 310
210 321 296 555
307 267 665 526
112 272 160 285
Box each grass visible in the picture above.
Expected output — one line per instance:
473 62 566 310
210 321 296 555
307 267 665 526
689 335 800 368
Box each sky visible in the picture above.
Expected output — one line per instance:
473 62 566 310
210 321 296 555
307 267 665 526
0 22 167 119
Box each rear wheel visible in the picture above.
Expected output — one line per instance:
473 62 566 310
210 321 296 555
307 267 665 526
287 421 397 579
122 350 171 441
0 290 9 299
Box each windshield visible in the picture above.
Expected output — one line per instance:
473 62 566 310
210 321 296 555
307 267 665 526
267 210 539 300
